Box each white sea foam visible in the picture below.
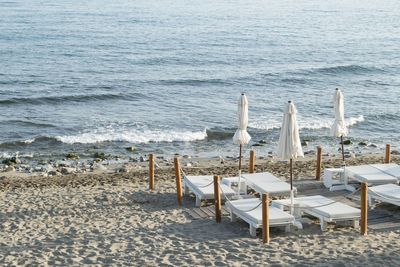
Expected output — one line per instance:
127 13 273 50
0 152 14 159
56 128 207 144
248 116 282 130
23 139 35 144
249 115 364 130
346 115 365 127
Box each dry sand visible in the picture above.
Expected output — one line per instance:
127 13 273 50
1 154 400 266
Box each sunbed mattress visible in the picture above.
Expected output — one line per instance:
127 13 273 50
241 172 295 196
273 195 360 220
369 184 400 201
184 175 236 199
227 198 295 225
372 163 400 179
346 165 398 184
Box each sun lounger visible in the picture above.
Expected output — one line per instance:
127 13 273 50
372 163 400 179
368 184 400 207
183 175 236 207
241 172 296 197
345 164 399 185
226 198 295 236
272 195 360 231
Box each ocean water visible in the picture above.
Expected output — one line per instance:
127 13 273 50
1 0 400 162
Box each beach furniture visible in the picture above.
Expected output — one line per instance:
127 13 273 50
174 156 238 207
324 163 400 191
323 167 346 191
226 198 295 236
345 163 400 190
346 164 400 183
272 195 360 231
183 175 236 207
368 184 400 207
241 172 296 197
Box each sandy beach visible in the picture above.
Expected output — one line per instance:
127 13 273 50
0 154 399 266
3 0 400 266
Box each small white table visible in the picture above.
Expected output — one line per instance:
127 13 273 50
323 167 355 191
221 177 247 194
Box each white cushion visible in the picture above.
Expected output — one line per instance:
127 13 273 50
346 165 398 184
227 198 294 225
242 172 282 183
184 175 236 199
272 195 360 220
241 172 295 196
372 163 400 179
369 184 400 201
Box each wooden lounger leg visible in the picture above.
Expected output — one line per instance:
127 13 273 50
320 219 328 231
250 225 257 237
285 225 291 232
195 196 201 207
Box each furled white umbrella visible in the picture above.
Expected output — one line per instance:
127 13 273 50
277 101 304 213
331 88 348 162
233 93 251 194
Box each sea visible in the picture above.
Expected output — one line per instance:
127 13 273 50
1 0 399 163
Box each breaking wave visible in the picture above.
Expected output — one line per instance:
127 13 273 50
0 92 145 106
55 128 208 144
249 115 365 131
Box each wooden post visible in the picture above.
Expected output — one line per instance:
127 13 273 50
316 146 322 180
214 176 221 223
249 150 256 173
262 193 270 244
174 157 183 206
385 144 391 163
149 154 155 190
361 182 368 235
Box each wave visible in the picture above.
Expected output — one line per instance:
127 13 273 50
279 78 310 85
0 79 52 86
309 65 385 75
369 113 400 121
159 78 234 87
346 115 365 127
0 92 141 106
301 115 364 130
206 128 235 140
25 136 62 144
249 115 365 131
258 64 386 83
0 152 34 159
3 119 57 128
55 128 208 144
248 117 282 131
0 136 61 149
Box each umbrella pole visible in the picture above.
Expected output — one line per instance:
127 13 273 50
237 144 243 196
290 159 293 191
239 144 242 171
341 135 345 162
290 158 294 215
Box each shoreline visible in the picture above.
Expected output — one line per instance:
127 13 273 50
1 152 398 187
1 136 398 176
